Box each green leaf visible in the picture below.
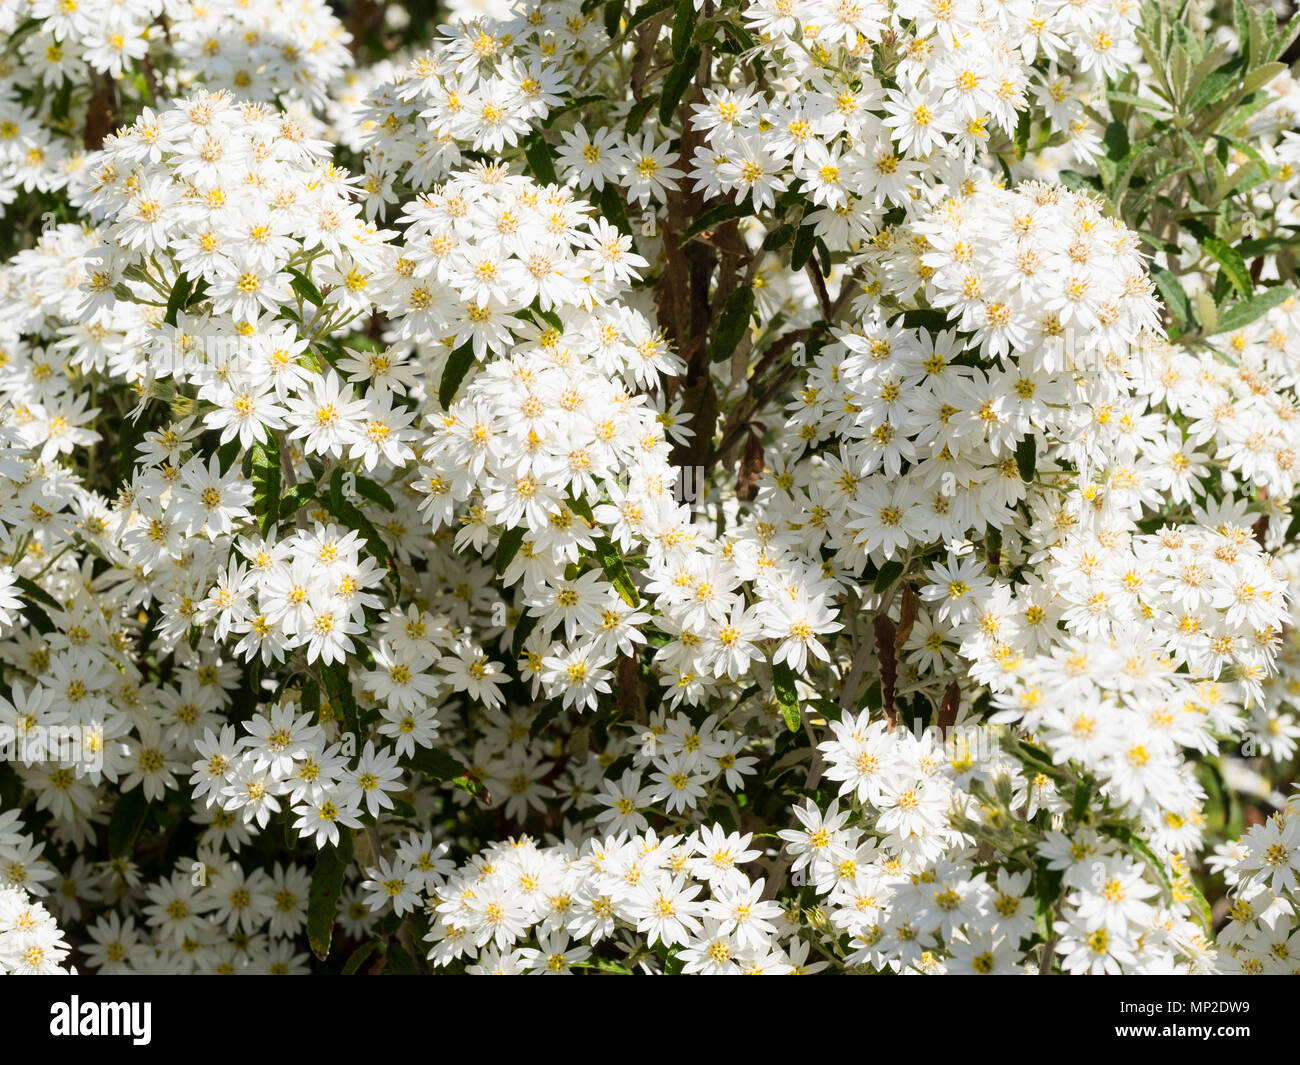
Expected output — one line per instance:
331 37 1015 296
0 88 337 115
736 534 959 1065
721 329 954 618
278 482 316 521
1238 234 1294 257
322 662 362 739
771 660 800 732
287 268 323 308
529 702 565 740
1203 237 1251 298
1015 434 1036 484
1219 91 1275 138
354 475 395 513
511 610 540 660
1183 874 1213 933
1033 864 1063 946
872 558 905 594
762 223 794 252
408 747 489 802
1266 13 1300 64
814 236 831 276
301 680 320 721
14 574 60 611
624 93 660 136
790 224 816 271
719 18 757 54
341 940 381 975
671 0 698 60
540 93 609 130
1129 161 1197 219
1168 43 1190 105
603 0 625 37
1070 779 1092 821
1057 169 1102 195
1215 285 1294 334
523 133 558 186
495 525 526 575
408 746 469 782
895 308 953 333
712 286 754 363
595 538 640 607
600 185 634 237
1241 61 1286 98
681 194 754 244
248 440 281 537
384 943 419 973
1013 110 1030 161
50 77 73 121
659 44 700 125
1096 122 1130 188
1245 2 1265 68
568 493 595 524
1186 59 1244 113
307 831 353 961
1234 0 1251 58
16 594 55 635
215 439 243 477
1135 30 1172 102
164 273 193 328
1149 263 1192 326
438 341 477 409
1103 90 1171 113
107 789 152 857
625 0 672 30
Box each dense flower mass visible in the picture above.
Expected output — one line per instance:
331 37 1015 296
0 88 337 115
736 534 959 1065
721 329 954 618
0 0 1298 978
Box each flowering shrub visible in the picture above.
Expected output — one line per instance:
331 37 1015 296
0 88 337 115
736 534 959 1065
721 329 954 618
0 0 1299 976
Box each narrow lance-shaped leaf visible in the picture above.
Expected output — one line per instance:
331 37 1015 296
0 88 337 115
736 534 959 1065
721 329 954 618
438 340 477 410
354 475 395 513
164 273 192 327
278 483 317 521
1215 285 1294 334
107 789 152 858
287 267 323 307
495 525 526 575
1015 435 1036 484
600 186 634 237
658 44 700 126
1013 109 1030 160
1202 236 1251 299
790 224 816 271
322 662 363 740
307 830 354 961
872 559 904 594
681 194 754 244
595 537 640 607
1149 263 1193 327
603 0 625 37
248 440 281 537
771 660 801 732
671 0 698 60
712 286 754 364
523 134 558 186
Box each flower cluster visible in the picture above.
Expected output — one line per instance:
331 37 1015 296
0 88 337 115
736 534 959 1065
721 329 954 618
0 0 353 215
0 0 1297 980
0 883 70 975
1213 792 1300 975
424 830 809 974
